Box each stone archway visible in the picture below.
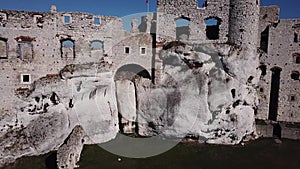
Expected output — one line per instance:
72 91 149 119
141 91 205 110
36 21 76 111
114 64 151 136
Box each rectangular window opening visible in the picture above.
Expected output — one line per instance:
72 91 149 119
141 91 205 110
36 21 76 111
21 74 31 84
94 17 100 25
290 95 296 102
260 26 269 53
0 38 8 59
140 47 146 55
18 42 33 61
125 47 130 54
64 15 71 24
294 32 299 43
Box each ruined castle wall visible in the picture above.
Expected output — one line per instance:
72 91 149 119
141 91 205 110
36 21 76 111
259 19 300 123
0 10 126 114
258 6 279 49
255 6 280 120
228 0 260 50
258 6 279 38
156 0 229 43
0 11 60 114
55 12 125 60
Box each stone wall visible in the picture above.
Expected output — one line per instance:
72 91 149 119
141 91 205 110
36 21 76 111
258 19 300 123
156 0 230 43
0 9 125 118
228 0 260 50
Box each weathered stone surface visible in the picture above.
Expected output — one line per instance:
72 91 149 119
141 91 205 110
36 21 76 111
153 43 259 144
57 125 85 169
116 80 137 134
0 0 300 167
0 104 70 167
0 63 119 167
135 77 180 136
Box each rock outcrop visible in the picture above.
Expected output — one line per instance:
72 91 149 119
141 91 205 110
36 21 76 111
57 125 85 169
116 42 260 144
0 43 260 167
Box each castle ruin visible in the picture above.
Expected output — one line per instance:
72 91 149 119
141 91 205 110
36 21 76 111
0 0 300 167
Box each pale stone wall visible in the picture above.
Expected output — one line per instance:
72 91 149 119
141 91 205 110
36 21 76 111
258 19 300 123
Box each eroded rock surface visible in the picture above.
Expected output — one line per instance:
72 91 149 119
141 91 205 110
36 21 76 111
57 125 85 169
0 43 260 167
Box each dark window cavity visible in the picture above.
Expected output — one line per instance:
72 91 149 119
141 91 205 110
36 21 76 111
294 32 299 43
124 47 130 54
290 95 296 102
140 47 146 55
293 53 300 64
205 17 221 40
259 64 267 76
21 74 31 84
291 71 300 80
231 89 236 98
268 67 282 121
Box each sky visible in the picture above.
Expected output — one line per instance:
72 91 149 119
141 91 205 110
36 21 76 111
0 0 299 19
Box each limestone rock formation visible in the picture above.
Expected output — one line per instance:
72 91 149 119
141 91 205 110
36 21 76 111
0 62 119 168
0 41 260 167
124 42 260 144
57 125 85 169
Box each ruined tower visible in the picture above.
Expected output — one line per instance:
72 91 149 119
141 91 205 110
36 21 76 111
228 0 260 49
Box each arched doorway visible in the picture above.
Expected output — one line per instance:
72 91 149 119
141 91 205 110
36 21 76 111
114 64 151 136
114 64 151 81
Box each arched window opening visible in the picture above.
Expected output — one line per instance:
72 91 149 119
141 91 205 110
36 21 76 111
291 71 300 80
90 41 104 57
175 17 190 40
114 64 151 135
90 41 103 50
61 39 75 58
0 37 8 59
205 17 221 40
292 53 300 64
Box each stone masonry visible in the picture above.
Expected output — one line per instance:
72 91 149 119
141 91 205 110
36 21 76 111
0 0 300 168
